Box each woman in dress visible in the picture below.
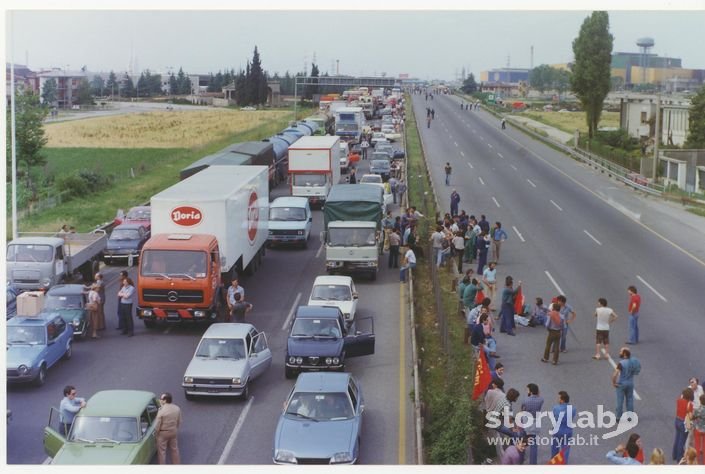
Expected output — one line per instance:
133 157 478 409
499 276 521 336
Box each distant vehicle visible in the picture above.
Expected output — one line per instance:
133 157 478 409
43 390 160 464
42 284 90 338
103 224 150 266
273 372 365 465
284 306 374 379
268 196 313 248
114 206 152 231
182 323 272 400
7 312 73 386
6 284 18 320
240 106 257 111
307 275 358 325
358 174 382 185
370 132 387 145
369 160 391 181
375 142 404 159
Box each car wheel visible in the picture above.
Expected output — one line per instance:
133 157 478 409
241 383 249 401
63 341 73 360
35 364 47 387
284 367 296 380
143 320 157 329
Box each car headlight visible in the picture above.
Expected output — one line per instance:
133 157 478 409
274 449 297 464
232 377 241 385
297 230 304 235
288 356 296 364
325 357 333 365
331 452 354 464
141 309 153 317
183 376 193 384
194 310 206 317
344 313 350 320
41 278 51 288
295 357 303 365
268 230 273 236
17 365 29 375
332 357 340 365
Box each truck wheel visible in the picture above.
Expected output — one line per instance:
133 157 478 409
285 367 296 380
143 320 157 329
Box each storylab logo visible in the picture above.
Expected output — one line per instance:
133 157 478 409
486 405 638 440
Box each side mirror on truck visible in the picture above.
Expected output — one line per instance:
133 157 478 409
319 230 327 243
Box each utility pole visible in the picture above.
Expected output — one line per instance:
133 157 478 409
652 93 661 183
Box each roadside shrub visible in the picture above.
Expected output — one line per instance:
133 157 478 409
595 129 639 151
56 170 114 199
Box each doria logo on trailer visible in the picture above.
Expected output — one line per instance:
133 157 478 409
247 191 259 244
171 206 203 227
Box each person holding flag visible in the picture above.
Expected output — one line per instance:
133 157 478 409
471 335 492 401
550 391 576 464
499 276 521 336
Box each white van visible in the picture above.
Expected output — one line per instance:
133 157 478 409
267 196 313 249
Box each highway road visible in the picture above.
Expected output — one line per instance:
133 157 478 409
6 160 416 465
413 91 704 464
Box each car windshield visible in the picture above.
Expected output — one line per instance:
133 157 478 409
359 175 382 184
7 326 45 345
140 250 207 278
328 228 376 247
110 229 140 241
45 294 82 310
310 285 351 301
291 318 342 338
285 392 353 421
270 207 306 221
6 244 53 263
293 174 326 186
70 416 140 443
195 338 247 359
371 160 390 170
126 209 150 220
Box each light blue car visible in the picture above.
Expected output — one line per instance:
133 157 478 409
7 312 74 386
273 372 364 465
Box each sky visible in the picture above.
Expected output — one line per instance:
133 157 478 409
4 2 705 81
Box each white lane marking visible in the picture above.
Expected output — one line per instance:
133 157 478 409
488 143 493 149
315 242 324 259
583 230 603 246
636 275 668 302
478 177 485 185
544 270 564 295
602 349 643 401
281 292 303 331
492 197 501 208
527 179 537 188
43 457 51 464
454 141 458 147
217 396 254 464
510 165 518 171
512 226 525 242
479 136 485 141
467 162 474 169
497 153 504 159
550 200 563 211
460 151 465 157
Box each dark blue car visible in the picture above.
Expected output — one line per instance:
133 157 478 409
103 224 149 266
285 306 374 379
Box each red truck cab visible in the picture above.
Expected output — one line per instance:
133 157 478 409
137 234 225 327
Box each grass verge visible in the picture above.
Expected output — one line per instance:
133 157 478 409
405 95 494 464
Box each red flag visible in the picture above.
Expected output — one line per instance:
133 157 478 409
471 347 491 400
547 448 567 465
514 286 525 315
475 289 485 305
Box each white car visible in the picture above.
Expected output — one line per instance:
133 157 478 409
240 106 256 111
358 175 393 211
371 132 388 145
307 276 358 324
182 323 272 400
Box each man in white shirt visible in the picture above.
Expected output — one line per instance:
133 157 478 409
360 139 370 160
593 297 618 360
482 262 498 312
400 246 416 283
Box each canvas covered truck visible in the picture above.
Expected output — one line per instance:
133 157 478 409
288 136 341 207
137 165 268 327
6 231 107 291
322 184 384 280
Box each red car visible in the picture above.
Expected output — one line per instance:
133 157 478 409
114 206 151 231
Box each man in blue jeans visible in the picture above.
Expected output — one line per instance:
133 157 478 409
611 347 641 420
551 391 576 464
556 295 576 353
521 383 544 465
626 285 641 344
399 246 416 283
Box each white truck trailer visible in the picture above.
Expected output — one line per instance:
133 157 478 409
288 136 341 207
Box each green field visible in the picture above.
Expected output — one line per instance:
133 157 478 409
43 148 184 180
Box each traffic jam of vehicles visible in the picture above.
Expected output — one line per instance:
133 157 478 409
6 86 407 465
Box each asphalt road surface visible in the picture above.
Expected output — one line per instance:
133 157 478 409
6 159 415 465
414 92 704 464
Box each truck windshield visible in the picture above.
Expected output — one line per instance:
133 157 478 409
6 244 53 263
270 207 306 221
328 228 376 247
140 250 207 278
293 174 326 187
337 123 359 132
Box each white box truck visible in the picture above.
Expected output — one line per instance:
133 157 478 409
137 165 268 326
288 136 341 207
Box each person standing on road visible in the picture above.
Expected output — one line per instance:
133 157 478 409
476 231 490 274
87 284 102 339
501 118 507 129
593 298 618 360
388 176 399 204
388 229 401 269
91 272 106 331
557 295 576 353
431 108 435 119
612 347 641 421
478 214 490 234
521 383 544 465
396 179 406 205
452 231 465 273
491 222 508 264
382 211 394 253
230 293 253 322
499 277 520 336
117 277 135 336
551 391 576 464
349 167 356 184
427 116 431 128
59 385 86 437
450 189 460 216
673 388 695 462
360 138 369 160
692 393 705 464
226 277 245 322
115 270 128 330
626 285 641 345
482 262 498 311
155 392 182 465
430 225 446 268
444 162 452 186
542 303 562 365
